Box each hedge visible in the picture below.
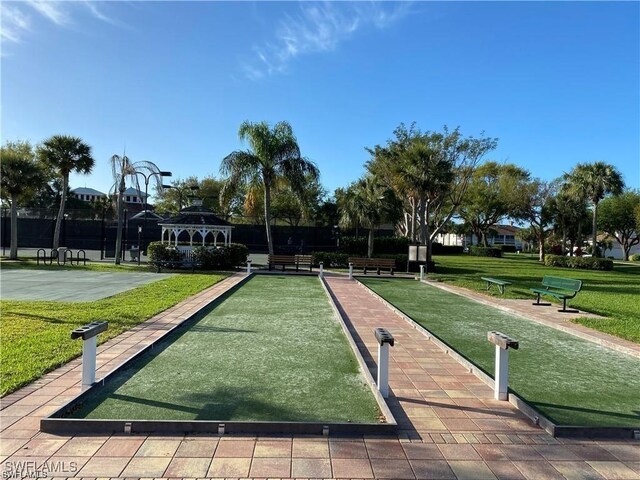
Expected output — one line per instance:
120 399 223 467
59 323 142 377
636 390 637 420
544 255 614 271
310 252 409 270
340 236 409 255
192 243 249 269
147 242 182 262
147 241 249 269
431 243 464 255
630 254 640 262
469 246 503 258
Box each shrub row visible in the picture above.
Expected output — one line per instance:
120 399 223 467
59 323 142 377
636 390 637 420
431 243 465 255
469 246 503 258
630 254 640 262
147 242 249 269
339 236 409 255
544 255 614 271
147 242 182 262
310 252 409 270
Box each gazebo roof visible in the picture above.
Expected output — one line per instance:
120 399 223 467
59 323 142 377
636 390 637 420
158 205 231 227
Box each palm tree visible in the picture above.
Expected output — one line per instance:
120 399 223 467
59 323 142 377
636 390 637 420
109 155 164 264
338 175 402 257
565 162 624 257
1 141 45 259
220 121 319 255
38 135 95 249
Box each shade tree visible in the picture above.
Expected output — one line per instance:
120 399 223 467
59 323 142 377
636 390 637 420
597 190 640 261
458 161 530 246
0 141 46 259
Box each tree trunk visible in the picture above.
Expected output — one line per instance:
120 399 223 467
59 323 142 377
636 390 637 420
538 227 545 262
562 228 567 255
591 202 599 257
10 194 18 260
367 228 374 258
410 197 417 242
418 197 427 244
623 244 630 262
52 174 68 249
264 181 274 256
115 177 126 265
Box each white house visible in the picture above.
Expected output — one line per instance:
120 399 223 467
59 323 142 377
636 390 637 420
70 187 106 202
122 187 149 204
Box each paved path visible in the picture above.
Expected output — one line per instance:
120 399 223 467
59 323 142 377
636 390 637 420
1 273 638 480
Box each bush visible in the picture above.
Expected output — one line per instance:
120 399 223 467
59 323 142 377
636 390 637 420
192 243 249 269
377 253 409 269
147 241 181 262
431 243 464 255
192 246 226 269
340 236 409 255
469 246 503 258
544 255 614 271
311 252 350 268
494 244 517 253
630 254 640 262
226 243 249 266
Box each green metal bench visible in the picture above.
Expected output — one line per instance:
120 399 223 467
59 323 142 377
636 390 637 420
530 275 583 312
481 276 512 294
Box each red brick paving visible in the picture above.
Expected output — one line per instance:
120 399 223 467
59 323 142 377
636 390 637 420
1 272 638 479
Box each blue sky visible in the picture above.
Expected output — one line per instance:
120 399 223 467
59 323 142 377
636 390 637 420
2 1 639 198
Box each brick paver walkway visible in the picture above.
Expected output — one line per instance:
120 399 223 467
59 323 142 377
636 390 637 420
1 273 638 479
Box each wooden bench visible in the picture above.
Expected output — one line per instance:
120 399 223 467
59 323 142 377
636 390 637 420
348 257 396 275
481 277 512 294
295 254 314 272
530 275 583 312
267 254 314 272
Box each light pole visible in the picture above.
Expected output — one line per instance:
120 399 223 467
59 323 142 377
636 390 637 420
134 169 172 256
137 225 142 266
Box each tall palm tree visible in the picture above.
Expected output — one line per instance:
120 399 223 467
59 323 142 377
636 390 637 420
338 175 402 257
565 162 624 257
109 155 164 264
1 142 45 259
38 135 95 249
220 121 319 255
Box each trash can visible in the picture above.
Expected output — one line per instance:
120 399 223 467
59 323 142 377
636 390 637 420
130 246 139 262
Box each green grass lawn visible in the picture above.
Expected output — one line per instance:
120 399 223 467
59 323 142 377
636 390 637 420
430 254 640 343
68 275 381 423
359 277 640 428
0 271 227 396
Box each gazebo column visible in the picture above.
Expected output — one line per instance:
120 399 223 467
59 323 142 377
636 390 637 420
228 227 232 245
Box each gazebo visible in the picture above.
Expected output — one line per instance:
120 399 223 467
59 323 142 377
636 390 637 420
158 201 233 251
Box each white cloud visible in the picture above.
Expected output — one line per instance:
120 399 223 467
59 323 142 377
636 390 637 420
1 0 122 45
27 0 71 26
1 4 31 43
243 1 412 80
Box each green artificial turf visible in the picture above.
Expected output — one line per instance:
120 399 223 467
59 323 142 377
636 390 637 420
430 254 640 343
359 277 640 428
69 275 381 423
0 273 227 396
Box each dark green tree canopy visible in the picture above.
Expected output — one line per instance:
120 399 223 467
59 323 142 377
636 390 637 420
598 190 640 260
